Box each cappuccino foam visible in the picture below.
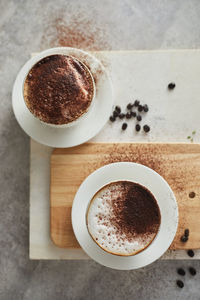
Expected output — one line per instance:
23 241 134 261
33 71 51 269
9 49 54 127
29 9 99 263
24 55 94 125
87 181 161 256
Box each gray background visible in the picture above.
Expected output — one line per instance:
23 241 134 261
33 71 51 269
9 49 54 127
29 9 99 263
1 0 200 299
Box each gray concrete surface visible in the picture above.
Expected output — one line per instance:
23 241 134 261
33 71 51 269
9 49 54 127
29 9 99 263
1 0 200 299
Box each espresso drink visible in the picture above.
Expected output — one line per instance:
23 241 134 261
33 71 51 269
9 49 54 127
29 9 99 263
24 55 94 125
87 181 161 256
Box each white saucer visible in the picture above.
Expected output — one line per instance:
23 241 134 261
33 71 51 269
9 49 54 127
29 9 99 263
12 47 113 148
72 162 178 270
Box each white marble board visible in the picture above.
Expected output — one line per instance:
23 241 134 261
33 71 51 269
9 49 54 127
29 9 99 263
30 50 200 260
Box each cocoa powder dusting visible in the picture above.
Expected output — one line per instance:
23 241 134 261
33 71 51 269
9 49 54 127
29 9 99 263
109 181 161 238
42 16 111 51
100 144 164 175
24 55 94 124
96 144 193 193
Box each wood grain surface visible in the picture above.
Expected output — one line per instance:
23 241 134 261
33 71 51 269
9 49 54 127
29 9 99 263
50 143 200 250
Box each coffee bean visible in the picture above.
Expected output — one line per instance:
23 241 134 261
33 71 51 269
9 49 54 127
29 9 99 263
113 111 119 118
115 106 121 113
143 104 149 112
176 280 184 288
127 103 133 110
189 267 196 276
135 124 141 132
189 191 195 198
138 105 143 112
137 115 142 121
187 249 194 257
119 113 125 119
122 123 128 130
181 235 188 243
168 82 176 90
134 100 140 107
184 229 189 237
131 111 136 117
109 116 115 122
126 112 132 119
177 268 185 276
143 125 150 133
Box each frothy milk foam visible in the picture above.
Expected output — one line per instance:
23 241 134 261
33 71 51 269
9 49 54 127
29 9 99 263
87 181 161 256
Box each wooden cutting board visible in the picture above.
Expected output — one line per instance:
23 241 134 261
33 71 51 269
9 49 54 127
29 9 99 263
50 143 200 250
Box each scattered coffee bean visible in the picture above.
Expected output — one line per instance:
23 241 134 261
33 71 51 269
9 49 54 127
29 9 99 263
134 100 140 107
109 116 115 122
126 112 132 119
113 111 119 118
184 229 189 237
143 104 149 112
119 113 125 119
138 105 143 112
176 280 184 288
143 125 150 133
189 191 196 198
109 100 151 135
122 123 128 130
115 106 121 113
135 124 141 132
181 235 188 243
127 103 133 110
168 82 176 90
189 267 196 276
131 111 136 117
187 249 194 257
177 268 185 276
